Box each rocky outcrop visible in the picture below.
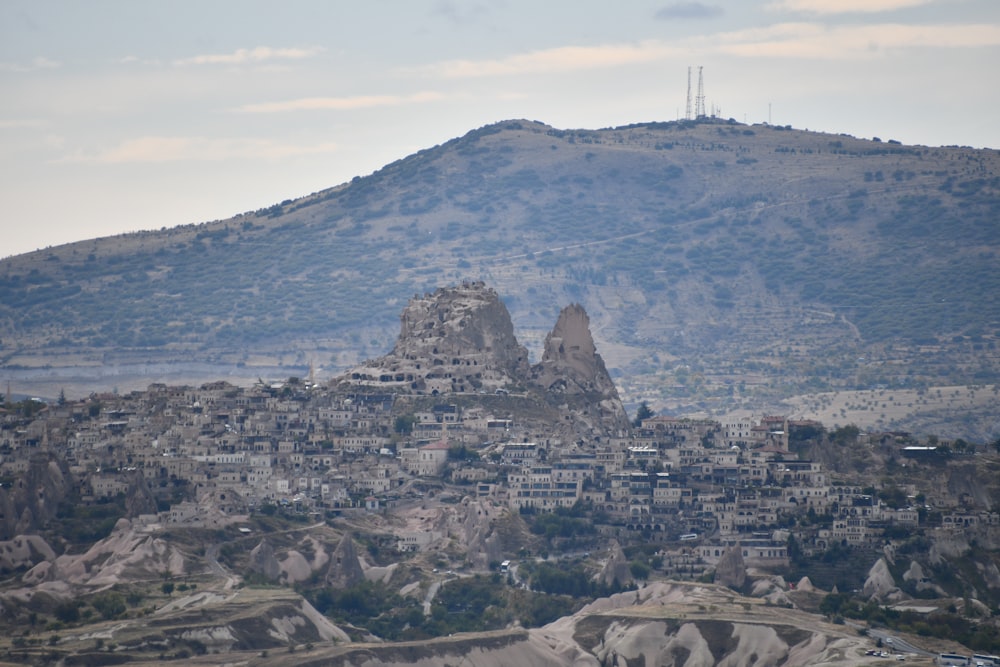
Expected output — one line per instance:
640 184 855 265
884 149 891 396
531 304 615 396
947 464 994 510
862 558 900 601
124 470 158 518
715 543 747 590
529 304 630 433
0 453 72 539
902 560 947 597
337 282 630 436
19 518 186 592
461 499 505 570
596 540 634 589
325 534 365 589
344 282 531 394
0 535 56 572
249 539 282 581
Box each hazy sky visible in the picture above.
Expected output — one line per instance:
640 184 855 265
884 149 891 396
2 0 998 258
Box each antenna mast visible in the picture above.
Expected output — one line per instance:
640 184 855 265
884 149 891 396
685 66 692 121
695 66 705 119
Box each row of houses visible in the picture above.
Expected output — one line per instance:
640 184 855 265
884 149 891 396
0 381 987 570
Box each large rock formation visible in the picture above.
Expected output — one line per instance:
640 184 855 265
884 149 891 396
596 540 634 589
532 304 615 396
714 543 747 590
344 282 531 394
0 453 72 539
461 498 505 570
531 303 630 432
249 539 283 581
862 557 900 601
325 534 365 589
20 518 187 590
124 470 158 518
338 283 630 436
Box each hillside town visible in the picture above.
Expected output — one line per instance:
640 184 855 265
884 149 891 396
1 375 989 577
2 284 1000 665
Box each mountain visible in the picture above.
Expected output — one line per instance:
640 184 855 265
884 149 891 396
1 118 998 435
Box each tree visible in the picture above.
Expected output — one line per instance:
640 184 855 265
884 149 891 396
54 602 80 624
632 402 654 427
394 415 416 435
91 592 126 620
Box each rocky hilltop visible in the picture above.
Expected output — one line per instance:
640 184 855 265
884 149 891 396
341 282 630 434
345 282 530 394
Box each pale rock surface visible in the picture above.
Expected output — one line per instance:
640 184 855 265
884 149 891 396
278 550 313 583
862 557 900 601
0 534 55 571
27 518 186 589
321 582 885 667
339 283 630 435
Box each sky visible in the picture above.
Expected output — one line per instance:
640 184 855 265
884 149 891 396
2 0 999 258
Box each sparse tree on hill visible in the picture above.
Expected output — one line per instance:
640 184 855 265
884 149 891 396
632 402 654 427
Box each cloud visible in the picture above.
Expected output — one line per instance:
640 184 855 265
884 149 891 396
415 20 998 79
767 0 933 13
117 55 163 66
0 119 46 129
655 3 724 20
233 91 445 113
0 56 60 73
173 46 323 66
59 136 339 164
714 22 1000 59
414 41 681 78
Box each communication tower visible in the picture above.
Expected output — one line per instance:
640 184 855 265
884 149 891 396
685 66 692 121
695 66 706 119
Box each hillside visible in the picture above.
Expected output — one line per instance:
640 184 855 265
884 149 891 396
1 118 999 436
